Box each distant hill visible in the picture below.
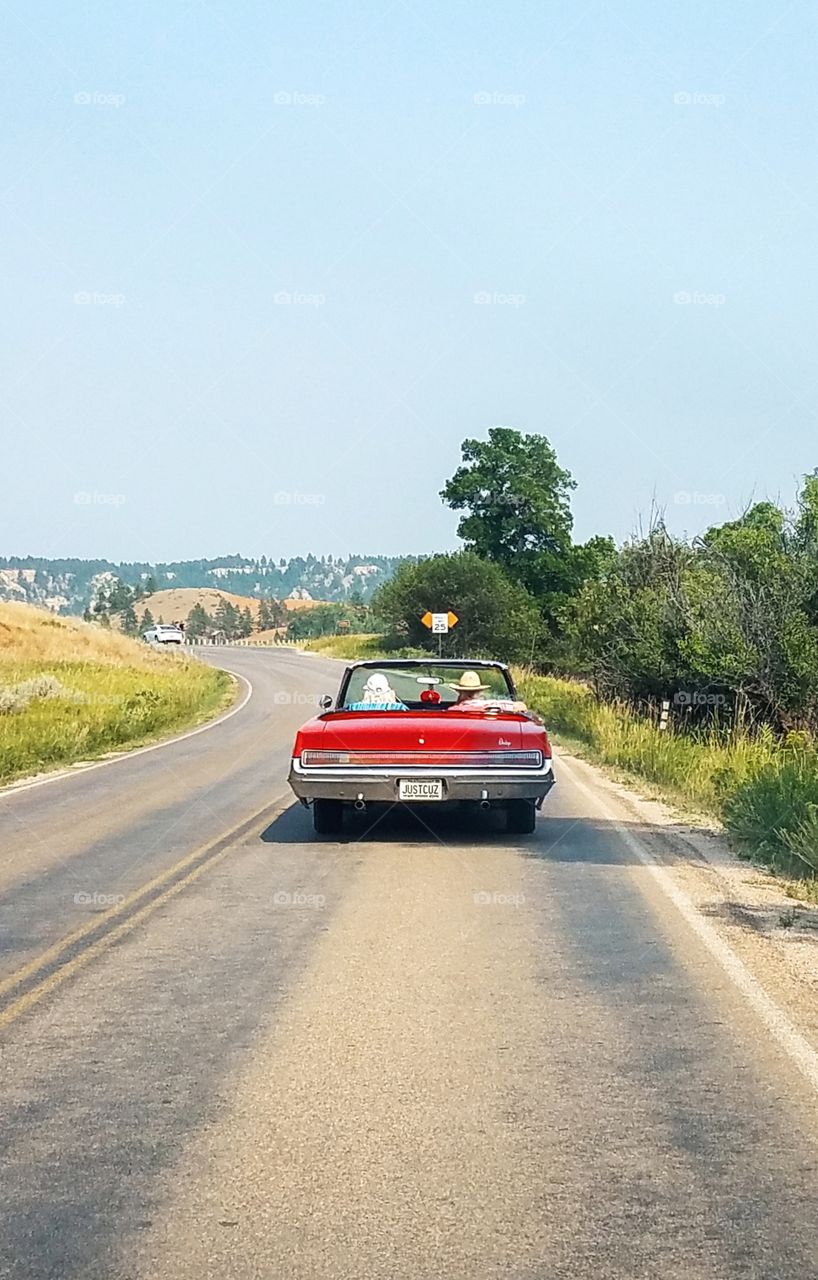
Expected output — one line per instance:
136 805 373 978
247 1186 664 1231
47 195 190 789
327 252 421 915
137 588 262 624
0 554 412 616
137 587 330 624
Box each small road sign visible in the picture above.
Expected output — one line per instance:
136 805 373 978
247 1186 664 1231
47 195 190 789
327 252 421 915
421 610 459 633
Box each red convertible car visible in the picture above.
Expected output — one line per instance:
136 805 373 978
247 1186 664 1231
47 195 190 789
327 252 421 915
288 659 554 835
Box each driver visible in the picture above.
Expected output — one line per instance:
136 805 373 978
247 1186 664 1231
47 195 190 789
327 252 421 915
447 669 528 713
448 670 493 705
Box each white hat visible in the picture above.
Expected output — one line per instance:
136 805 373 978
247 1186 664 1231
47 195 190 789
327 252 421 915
362 672 399 703
364 673 391 695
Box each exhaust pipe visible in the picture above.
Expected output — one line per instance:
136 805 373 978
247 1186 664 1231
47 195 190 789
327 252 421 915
354 794 366 811
480 790 490 811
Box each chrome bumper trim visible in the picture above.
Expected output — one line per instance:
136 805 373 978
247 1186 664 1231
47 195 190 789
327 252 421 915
288 758 555 803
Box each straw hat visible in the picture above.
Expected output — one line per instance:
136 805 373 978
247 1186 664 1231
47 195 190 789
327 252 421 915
448 670 492 693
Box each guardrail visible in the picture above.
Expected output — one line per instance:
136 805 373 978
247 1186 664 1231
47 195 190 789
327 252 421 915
185 637 289 647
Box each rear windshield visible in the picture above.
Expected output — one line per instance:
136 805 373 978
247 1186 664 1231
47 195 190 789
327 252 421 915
340 664 513 710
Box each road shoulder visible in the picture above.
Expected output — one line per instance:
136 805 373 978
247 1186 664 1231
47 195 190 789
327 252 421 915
555 746 818 1068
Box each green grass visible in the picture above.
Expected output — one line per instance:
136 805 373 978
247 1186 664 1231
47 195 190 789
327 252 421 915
299 633 427 660
0 658 231 784
514 673 774 813
516 671 818 883
0 606 232 786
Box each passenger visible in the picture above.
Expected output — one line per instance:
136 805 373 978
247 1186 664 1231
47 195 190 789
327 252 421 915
347 672 408 711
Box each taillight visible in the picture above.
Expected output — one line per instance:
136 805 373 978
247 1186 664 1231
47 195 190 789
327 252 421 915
300 749 544 768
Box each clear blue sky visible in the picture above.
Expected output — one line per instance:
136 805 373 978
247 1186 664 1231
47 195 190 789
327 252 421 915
2 0 815 563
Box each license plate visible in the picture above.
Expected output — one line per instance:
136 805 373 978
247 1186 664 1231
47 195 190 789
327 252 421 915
398 779 443 801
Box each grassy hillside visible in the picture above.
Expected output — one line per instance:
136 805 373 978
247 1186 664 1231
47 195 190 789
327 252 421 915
0 602 231 785
138 587 263 623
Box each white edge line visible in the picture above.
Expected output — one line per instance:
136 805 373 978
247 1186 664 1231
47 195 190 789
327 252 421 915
0 666 253 800
558 753 818 1097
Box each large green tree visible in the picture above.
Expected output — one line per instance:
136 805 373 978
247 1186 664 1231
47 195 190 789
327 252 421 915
373 551 543 663
441 427 613 629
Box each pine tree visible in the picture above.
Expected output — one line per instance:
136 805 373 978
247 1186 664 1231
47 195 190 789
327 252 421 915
214 598 239 638
240 606 254 637
258 598 273 631
107 577 133 613
121 602 138 635
186 603 210 639
140 608 155 632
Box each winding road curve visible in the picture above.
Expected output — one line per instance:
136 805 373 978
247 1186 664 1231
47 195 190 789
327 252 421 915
2 648 818 1279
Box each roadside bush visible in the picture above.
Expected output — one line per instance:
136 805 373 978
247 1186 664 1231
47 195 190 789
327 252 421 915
722 744 818 874
516 671 818 876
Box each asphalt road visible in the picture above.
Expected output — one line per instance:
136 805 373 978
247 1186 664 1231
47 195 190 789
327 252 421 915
2 647 818 1279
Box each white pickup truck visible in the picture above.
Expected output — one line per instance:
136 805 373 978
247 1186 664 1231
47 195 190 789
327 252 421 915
143 624 185 647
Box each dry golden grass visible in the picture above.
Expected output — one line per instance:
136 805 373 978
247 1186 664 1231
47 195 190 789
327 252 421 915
0 602 231 784
0 601 170 668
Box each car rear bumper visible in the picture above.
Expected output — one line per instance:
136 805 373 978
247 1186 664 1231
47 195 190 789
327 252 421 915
288 758 556 805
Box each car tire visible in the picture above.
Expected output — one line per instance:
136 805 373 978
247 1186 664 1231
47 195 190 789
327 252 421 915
506 799 536 834
313 798 343 835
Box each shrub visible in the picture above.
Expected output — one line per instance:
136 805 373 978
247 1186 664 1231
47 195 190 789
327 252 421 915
518 670 818 878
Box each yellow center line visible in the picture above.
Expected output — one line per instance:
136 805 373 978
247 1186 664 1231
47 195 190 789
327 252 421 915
0 797 289 1019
